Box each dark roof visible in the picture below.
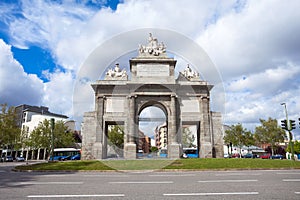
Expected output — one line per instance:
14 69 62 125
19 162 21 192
15 104 68 119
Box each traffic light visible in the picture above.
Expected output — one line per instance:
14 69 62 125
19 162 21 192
281 120 288 130
289 120 296 130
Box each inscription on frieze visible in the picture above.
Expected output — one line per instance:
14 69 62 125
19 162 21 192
137 64 169 76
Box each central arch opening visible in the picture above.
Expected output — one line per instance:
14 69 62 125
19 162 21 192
138 105 167 158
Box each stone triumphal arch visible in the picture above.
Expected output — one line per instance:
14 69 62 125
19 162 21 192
81 34 224 159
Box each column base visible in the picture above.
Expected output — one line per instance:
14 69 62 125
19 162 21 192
169 143 181 159
200 142 213 158
93 142 103 159
124 143 137 159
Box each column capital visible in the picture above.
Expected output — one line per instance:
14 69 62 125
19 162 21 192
170 93 177 98
97 95 106 99
128 94 137 99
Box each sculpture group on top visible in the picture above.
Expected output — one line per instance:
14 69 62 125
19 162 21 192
138 33 167 57
105 34 200 82
105 63 128 80
180 64 200 80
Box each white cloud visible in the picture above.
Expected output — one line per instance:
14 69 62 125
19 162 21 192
42 69 75 118
226 63 300 96
197 0 300 79
0 39 44 106
1 0 300 140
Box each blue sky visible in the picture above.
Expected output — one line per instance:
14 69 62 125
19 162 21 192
0 0 300 139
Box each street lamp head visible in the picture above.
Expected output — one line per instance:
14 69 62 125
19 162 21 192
280 103 286 106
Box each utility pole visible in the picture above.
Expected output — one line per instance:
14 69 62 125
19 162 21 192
280 103 294 160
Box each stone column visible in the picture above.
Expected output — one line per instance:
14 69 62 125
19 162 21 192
96 95 104 142
94 95 104 159
124 95 137 159
170 94 177 144
129 95 136 143
169 94 180 159
200 96 212 158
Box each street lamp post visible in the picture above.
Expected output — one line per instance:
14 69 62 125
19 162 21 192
281 103 294 160
50 118 55 162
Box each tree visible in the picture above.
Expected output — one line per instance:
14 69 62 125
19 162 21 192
223 124 253 157
27 119 75 156
254 117 286 156
0 104 21 153
287 140 300 155
182 127 196 148
107 125 124 156
150 146 158 153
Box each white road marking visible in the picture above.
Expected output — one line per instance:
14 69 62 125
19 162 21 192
198 179 258 183
149 174 196 177
295 192 300 194
277 172 300 175
84 174 129 177
41 174 69 177
164 192 259 196
215 173 261 176
27 194 125 198
109 181 173 184
17 181 83 185
282 179 300 182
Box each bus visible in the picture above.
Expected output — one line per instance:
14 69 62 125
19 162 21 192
49 148 81 161
183 148 198 158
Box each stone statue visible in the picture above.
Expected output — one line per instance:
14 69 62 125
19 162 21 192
181 64 200 80
138 33 167 57
105 63 127 80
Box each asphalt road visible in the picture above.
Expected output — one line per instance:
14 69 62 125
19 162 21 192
1 162 300 200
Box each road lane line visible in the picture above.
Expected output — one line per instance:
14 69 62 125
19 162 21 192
17 181 83 185
109 181 173 184
27 194 125 198
215 173 261 176
282 179 300 182
295 192 300 194
198 179 258 183
149 174 196 177
277 173 300 175
84 174 129 177
164 192 259 196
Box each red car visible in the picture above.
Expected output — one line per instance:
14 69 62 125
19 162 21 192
231 153 240 158
260 153 271 159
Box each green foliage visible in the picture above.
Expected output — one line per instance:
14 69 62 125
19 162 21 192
223 123 254 154
0 104 21 150
287 141 300 154
182 127 196 148
107 125 124 155
150 146 158 153
254 117 286 155
27 119 75 154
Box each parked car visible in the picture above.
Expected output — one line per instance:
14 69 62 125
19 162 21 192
260 153 271 159
231 153 240 158
243 153 255 158
3 156 14 162
270 154 283 159
16 156 25 162
224 153 231 158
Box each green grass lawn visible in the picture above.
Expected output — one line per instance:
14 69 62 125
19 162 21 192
15 158 300 171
